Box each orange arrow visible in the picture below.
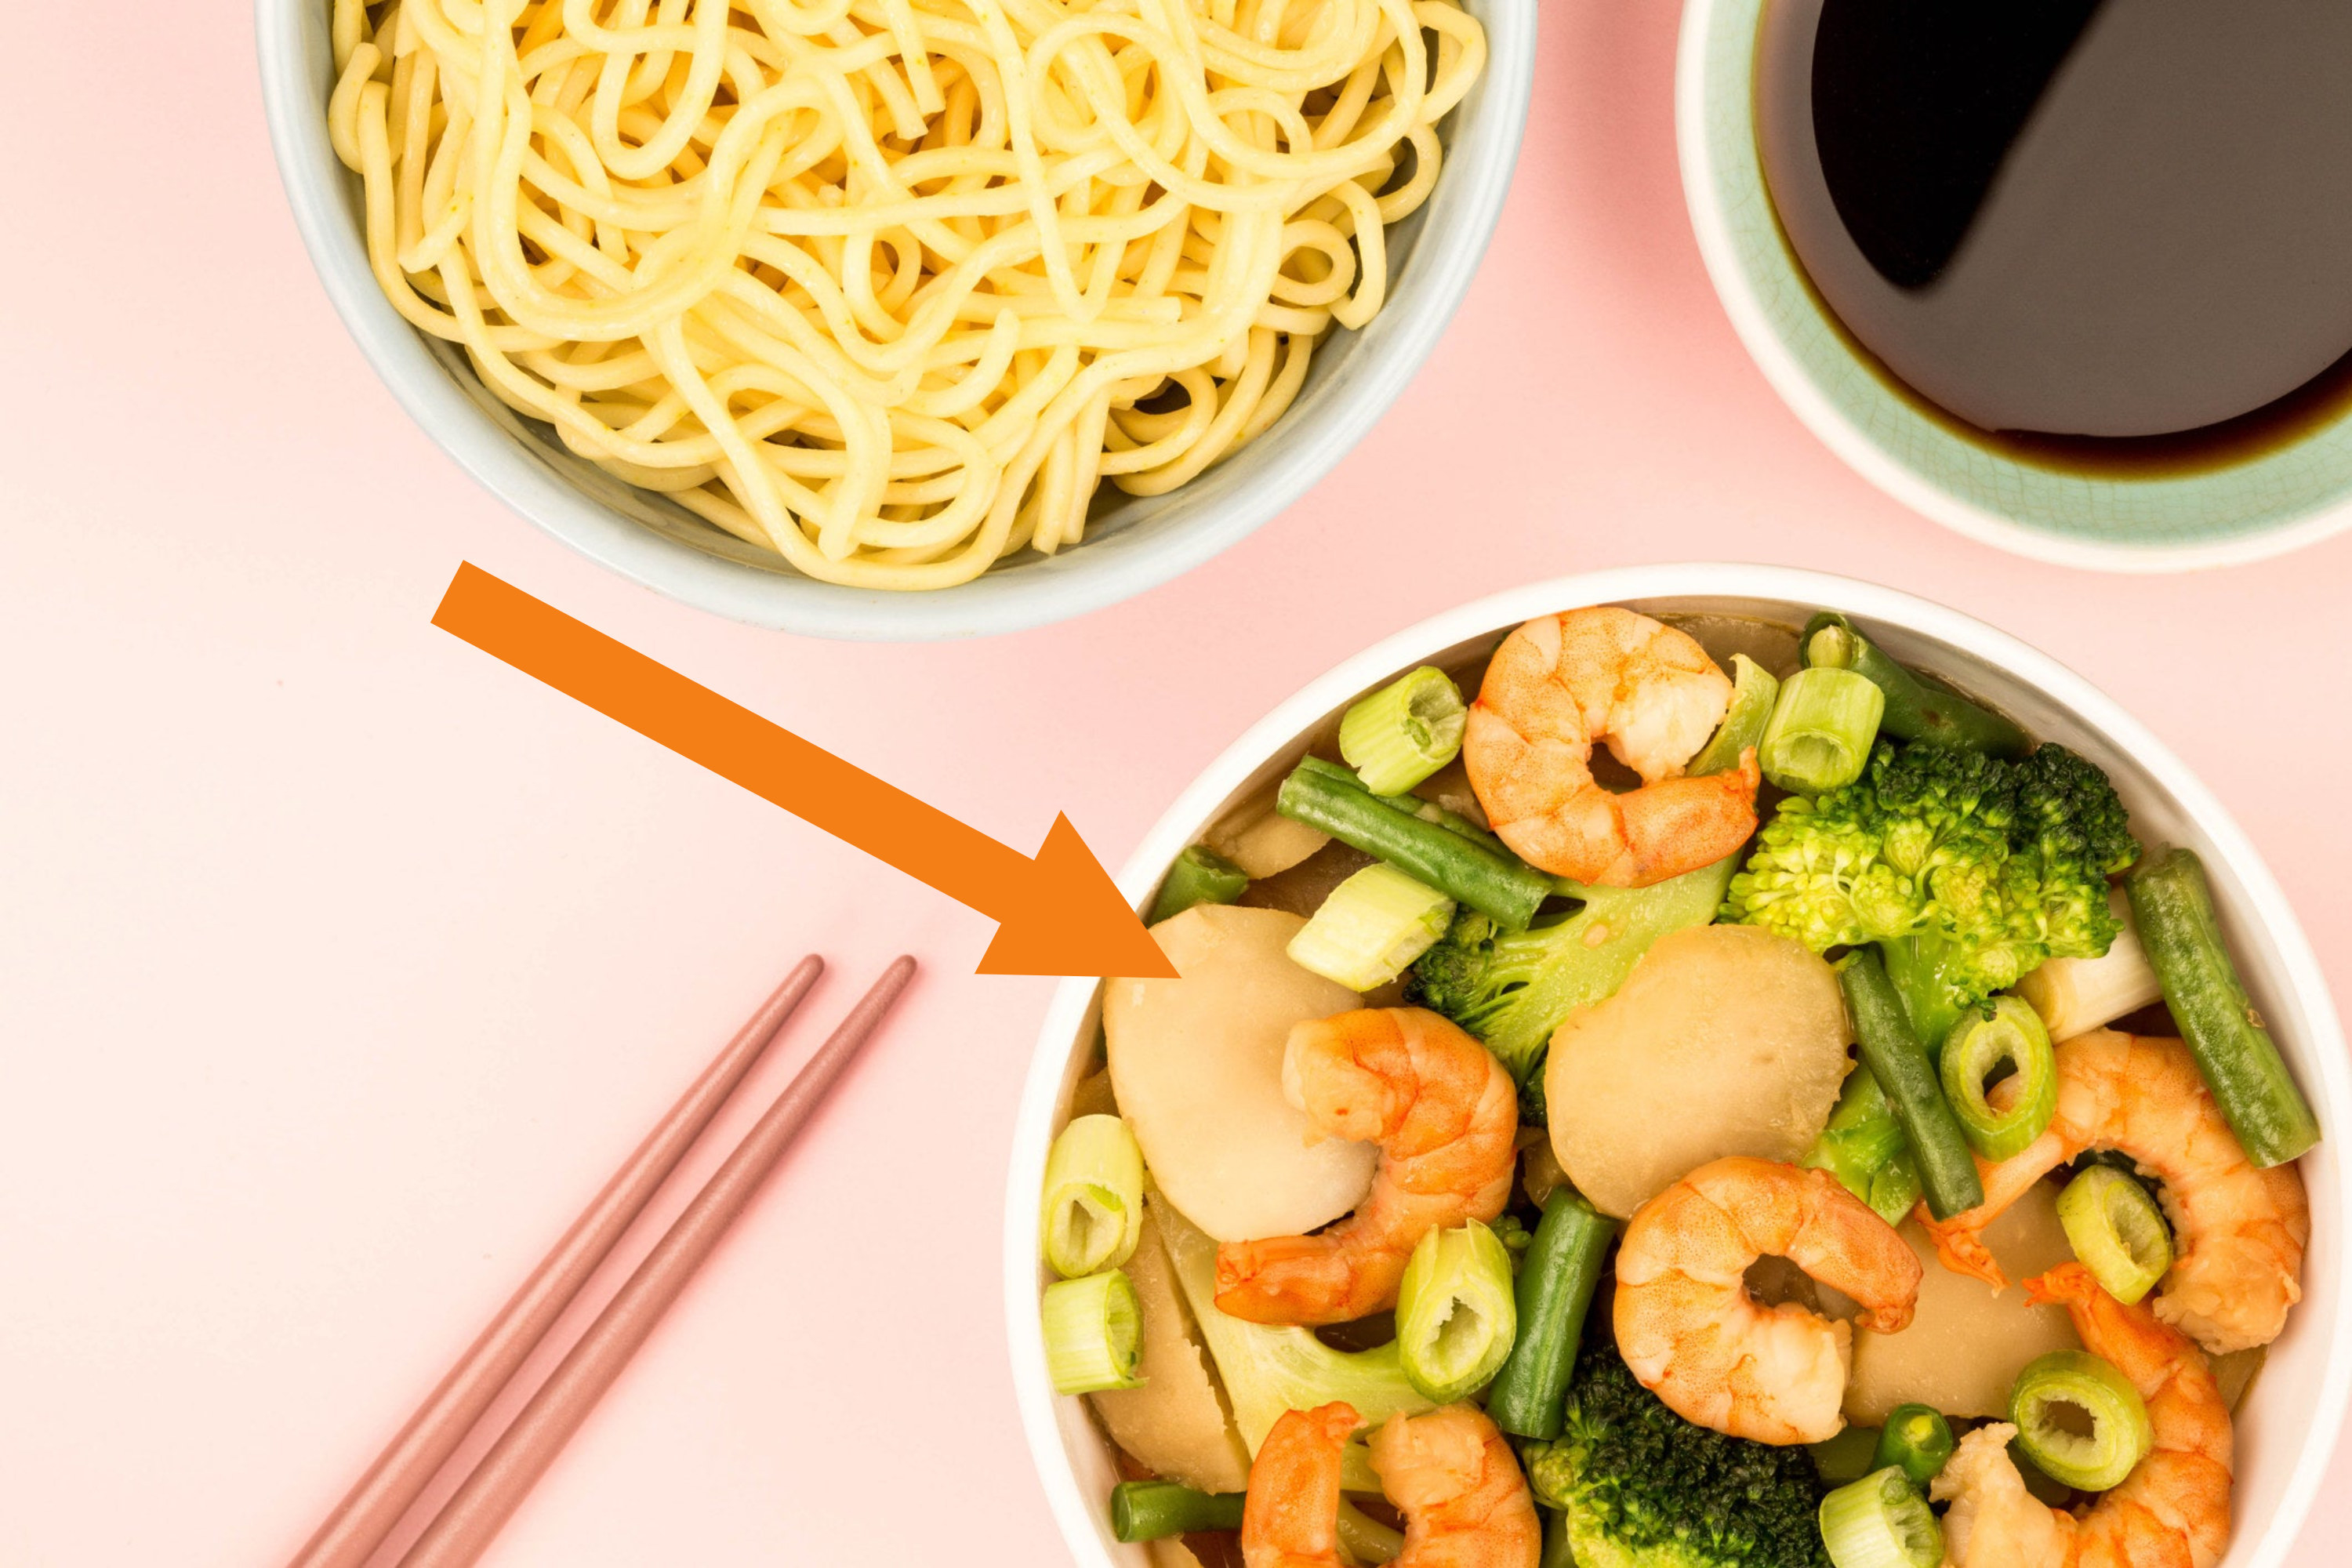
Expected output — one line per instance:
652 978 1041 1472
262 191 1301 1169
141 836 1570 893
430 563 1174 979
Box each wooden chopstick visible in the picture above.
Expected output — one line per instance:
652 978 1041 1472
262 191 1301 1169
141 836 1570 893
394 955 918 1568
285 956 824 1568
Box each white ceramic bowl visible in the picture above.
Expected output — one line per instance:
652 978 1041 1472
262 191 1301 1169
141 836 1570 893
253 2 1537 640
1004 564 2350 1567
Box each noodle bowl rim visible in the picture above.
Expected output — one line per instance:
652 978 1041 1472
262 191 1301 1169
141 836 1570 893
257 0 1540 639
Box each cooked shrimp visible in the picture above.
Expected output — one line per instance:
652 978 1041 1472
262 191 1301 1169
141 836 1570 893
1933 1261 2233 1568
1241 1403 1541 1568
1613 1156 1922 1444
1242 1403 1358 1568
1215 1007 1517 1326
1463 608 1760 887
1369 1405 1544 1568
1921 1029 2308 1355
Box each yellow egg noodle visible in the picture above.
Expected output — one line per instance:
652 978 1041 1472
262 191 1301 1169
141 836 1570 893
327 0 1485 588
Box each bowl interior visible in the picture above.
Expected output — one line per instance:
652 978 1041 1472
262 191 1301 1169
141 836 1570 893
1677 0 2352 569
259 0 1537 638
1008 575 2347 1568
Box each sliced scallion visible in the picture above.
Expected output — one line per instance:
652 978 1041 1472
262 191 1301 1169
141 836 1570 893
1759 666 1886 795
1040 1113 1146 1279
1394 1219 1517 1403
1817 1467 1944 1568
1339 666 1468 797
1042 1269 1145 1394
1287 863 1456 991
1939 996 2059 1161
2009 1350 2153 1492
2056 1166 2173 1305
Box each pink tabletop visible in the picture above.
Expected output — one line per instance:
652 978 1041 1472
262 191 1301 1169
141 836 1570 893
2 7 2346 1566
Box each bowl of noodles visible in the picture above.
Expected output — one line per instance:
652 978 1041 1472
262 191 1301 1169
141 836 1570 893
1004 564 2350 1568
256 0 1537 638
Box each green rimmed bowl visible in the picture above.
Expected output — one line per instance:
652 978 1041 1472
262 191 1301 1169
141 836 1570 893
1675 0 2352 571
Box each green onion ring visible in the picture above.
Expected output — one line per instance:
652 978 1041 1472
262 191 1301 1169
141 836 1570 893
1940 996 2059 1161
1040 1114 1147 1279
1817 1466 1944 1568
1042 1269 1145 1395
2010 1350 2154 1492
2057 1165 2175 1305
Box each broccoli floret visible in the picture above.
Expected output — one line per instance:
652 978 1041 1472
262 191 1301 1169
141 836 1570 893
1407 861 1732 1087
1722 739 2136 1044
1408 908 1509 1020
1524 1338 1831 1568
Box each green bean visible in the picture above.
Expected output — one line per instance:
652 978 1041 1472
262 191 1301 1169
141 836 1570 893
1838 949 1984 1219
1277 757 1553 929
1802 612 2030 757
2125 847 2320 1167
1148 844 1248 925
1486 1190 1613 1439
1871 1404 1955 1489
1109 1481 1244 1542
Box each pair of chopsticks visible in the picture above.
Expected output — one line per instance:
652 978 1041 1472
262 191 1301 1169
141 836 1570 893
287 954 915 1568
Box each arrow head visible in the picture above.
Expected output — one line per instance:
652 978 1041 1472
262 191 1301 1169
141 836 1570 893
976 814 1178 978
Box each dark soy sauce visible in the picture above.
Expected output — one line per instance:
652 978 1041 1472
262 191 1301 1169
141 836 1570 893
1755 1 2352 474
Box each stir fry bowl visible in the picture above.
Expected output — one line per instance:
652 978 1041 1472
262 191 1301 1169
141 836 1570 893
1004 563 2350 1568
254 0 1538 641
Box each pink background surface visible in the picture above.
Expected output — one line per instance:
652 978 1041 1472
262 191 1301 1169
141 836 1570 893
3 6 2347 1566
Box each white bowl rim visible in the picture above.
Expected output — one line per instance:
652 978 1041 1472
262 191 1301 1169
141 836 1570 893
1670 0 2352 575
1001 561 2352 1568
252 0 1541 641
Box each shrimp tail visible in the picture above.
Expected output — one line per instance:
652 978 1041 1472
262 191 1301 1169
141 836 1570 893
2023 1260 2099 1312
1921 1131 2074 1294
1923 1215 2013 1291
2025 1261 2205 1381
